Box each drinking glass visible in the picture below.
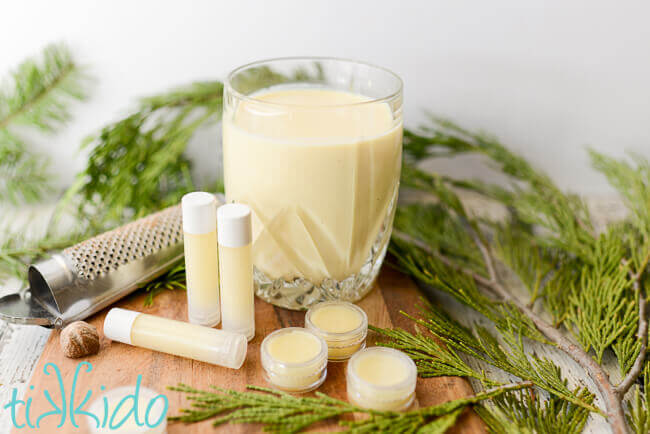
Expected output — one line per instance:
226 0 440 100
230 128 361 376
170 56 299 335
222 57 403 310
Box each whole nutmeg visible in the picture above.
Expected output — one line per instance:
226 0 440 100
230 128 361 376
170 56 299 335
60 321 100 358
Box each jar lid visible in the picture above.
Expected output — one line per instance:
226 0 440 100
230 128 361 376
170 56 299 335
261 327 328 376
305 301 368 344
346 347 417 400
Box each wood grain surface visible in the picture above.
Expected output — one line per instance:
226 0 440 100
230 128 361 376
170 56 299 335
15 267 485 433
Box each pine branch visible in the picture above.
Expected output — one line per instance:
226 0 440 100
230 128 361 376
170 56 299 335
400 199 625 431
476 386 593 434
626 362 650 434
142 261 186 307
405 119 597 261
0 43 87 130
168 382 532 433
615 261 648 397
392 230 492 289
493 224 557 306
371 315 600 415
589 150 650 238
0 43 88 204
565 233 635 364
63 80 224 225
541 260 580 327
0 135 50 204
369 323 499 387
395 119 650 433
391 226 546 344
0 227 88 281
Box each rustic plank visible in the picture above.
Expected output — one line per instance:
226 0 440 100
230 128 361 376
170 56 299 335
12 267 484 433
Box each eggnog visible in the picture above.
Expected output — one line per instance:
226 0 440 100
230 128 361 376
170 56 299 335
222 88 402 284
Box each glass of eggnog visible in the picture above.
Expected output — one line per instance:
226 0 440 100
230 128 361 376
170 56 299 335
223 57 403 310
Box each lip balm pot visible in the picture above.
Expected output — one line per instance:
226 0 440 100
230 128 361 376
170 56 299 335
261 327 328 392
346 347 417 411
104 308 247 369
182 192 220 327
305 301 368 361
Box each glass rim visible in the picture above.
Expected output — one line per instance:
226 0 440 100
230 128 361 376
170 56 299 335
225 56 403 108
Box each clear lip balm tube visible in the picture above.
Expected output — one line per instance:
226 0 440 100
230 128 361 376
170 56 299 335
104 308 247 369
217 203 255 341
182 192 220 326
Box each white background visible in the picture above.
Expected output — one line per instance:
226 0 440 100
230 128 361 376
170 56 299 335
2 0 650 194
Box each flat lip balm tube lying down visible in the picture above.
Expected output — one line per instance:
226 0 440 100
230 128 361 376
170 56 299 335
103 308 247 369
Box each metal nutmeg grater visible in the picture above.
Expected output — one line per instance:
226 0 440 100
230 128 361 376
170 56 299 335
0 203 188 328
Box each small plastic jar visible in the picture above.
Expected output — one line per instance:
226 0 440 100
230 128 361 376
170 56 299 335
261 327 328 392
305 301 368 361
346 347 417 411
86 386 167 433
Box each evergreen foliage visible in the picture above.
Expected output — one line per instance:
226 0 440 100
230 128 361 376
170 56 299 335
169 382 531 433
0 43 88 204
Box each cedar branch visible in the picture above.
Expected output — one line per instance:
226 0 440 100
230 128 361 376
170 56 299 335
615 262 648 398
466 226 628 434
395 227 630 433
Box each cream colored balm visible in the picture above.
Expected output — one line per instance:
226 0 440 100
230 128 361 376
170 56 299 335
182 192 220 326
347 347 417 411
261 327 328 392
218 203 255 341
223 88 402 283
305 301 368 361
104 308 247 369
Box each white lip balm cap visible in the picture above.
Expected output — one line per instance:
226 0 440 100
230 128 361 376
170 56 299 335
217 203 252 248
182 192 217 234
104 308 141 345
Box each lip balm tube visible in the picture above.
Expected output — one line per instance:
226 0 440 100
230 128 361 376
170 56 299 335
346 347 417 411
104 308 247 369
305 301 368 361
87 386 167 433
182 192 220 327
261 327 328 392
217 203 255 341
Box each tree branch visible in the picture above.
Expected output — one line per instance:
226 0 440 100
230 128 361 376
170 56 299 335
475 380 535 399
468 227 628 434
392 230 495 289
615 265 648 398
394 229 630 433
0 53 76 129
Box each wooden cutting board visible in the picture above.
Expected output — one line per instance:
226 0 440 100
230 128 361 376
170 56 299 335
16 267 485 433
